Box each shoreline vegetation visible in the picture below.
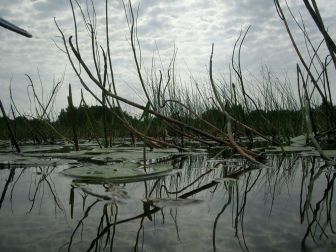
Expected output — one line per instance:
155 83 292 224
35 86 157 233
0 103 335 147
0 0 335 162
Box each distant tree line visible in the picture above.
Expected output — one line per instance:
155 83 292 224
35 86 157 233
0 103 334 147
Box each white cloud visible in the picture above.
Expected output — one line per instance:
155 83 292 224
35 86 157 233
0 0 335 116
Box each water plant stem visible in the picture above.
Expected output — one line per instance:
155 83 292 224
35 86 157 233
0 100 20 153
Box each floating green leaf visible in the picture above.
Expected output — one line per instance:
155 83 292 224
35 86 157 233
264 146 315 153
0 153 78 168
290 135 307 146
90 151 172 163
61 162 173 183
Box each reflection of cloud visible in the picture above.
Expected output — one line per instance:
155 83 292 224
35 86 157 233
0 0 335 114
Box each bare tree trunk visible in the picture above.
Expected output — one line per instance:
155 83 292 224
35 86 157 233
68 84 79 151
0 100 20 153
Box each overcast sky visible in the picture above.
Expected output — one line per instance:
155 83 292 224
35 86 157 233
0 0 335 118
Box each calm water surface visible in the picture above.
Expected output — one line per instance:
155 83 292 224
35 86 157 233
0 152 335 251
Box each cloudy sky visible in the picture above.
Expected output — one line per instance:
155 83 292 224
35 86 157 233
0 0 335 118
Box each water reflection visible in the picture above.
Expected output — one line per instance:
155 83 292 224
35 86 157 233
1 164 65 214
0 153 335 251
0 166 16 209
299 157 336 249
27 165 65 213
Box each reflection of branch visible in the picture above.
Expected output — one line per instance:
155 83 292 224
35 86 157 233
67 199 100 252
327 175 335 234
213 186 232 252
133 216 145 252
109 204 118 251
88 171 230 250
234 174 251 252
80 157 256 251
0 167 16 209
178 166 257 200
300 158 324 221
221 167 259 252
179 181 218 199
87 205 161 251
265 155 286 216
170 208 181 241
160 169 214 197
96 203 109 251
27 166 63 213
10 167 26 212
301 168 336 249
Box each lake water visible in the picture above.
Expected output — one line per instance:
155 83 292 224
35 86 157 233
0 147 335 251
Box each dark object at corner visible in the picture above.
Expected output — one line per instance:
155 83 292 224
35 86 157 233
0 17 32 38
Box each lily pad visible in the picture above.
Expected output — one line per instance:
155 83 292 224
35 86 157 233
0 153 78 168
75 184 130 201
20 144 68 154
264 146 315 153
299 149 336 158
290 135 307 147
61 162 174 183
25 148 177 165
90 151 173 164
207 158 246 169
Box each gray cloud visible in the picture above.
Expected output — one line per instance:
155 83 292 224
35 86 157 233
0 0 335 115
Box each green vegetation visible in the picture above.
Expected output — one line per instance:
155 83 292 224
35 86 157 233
0 102 334 147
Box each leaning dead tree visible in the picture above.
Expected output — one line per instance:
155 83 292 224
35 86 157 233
54 0 266 161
